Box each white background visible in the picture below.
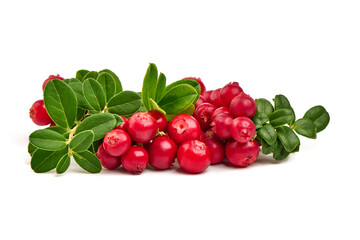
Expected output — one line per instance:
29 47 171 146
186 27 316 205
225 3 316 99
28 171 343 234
1 0 359 239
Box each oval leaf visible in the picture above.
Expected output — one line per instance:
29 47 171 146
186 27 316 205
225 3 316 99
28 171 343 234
83 71 98 81
276 126 300 152
56 154 70 174
44 79 77 129
258 124 277 145
46 126 69 138
113 114 124 127
158 84 197 114
149 98 166 115
97 72 116 103
155 73 167 101
75 113 116 140
261 139 274 155
165 104 195 122
269 108 295 127
303 105 330 133
64 78 81 84
70 130 95 153
28 142 37 157
252 112 269 129
293 118 317 139
99 69 122 93
83 78 106 111
73 150 102 173
29 129 67 151
76 69 90 82
274 94 296 124
273 139 290 161
255 98 274 117
31 147 68 173
142 63 158 110
164 79 200 104
107 91 142 116
68 81 94 110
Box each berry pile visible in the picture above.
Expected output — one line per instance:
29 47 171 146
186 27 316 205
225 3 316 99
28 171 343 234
28 64 330 174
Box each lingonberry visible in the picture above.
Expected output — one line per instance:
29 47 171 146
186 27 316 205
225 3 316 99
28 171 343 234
199 131 206 141
209 88 224 107
211 106 230 122
96 144 122 170
183 77 206 95
148 110 168 133
193 103 217 130
225 139 259 167
42 74 65 91
194 95 206 109
202 90 213 102
211 113 234 140
177 140 211 174
220 82 243 107
121 146 149 174
114 116 128 131
230 116 256 143
127 112 158 143
148 136 177 170
230 92 257 118
168 114 201 145
29 100 53 126
103 129 131 157
203 135 225 165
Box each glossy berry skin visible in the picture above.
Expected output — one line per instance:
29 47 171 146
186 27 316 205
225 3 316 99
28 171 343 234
148 110 168 133
225 139 259 167
220 82 243 107
211 113 234 140
203 135 225 165
230 93 257 118
211 106 230 122
121 146 149 174
177 140 211 174
209 88 224 107
103 129 131 157
168 114 201 145
194 95 206 109
202 90 213 102
42 74 65 91
148 136 177 170
96 144 122 170
114 116 128 131
193 103 217 130
183 77 206 95
230 117 256 143
127 112 158 143
29 100 53 126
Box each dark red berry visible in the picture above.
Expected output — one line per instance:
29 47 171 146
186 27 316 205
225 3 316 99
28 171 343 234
211 113 234 140
203 136 225 165
209 88 224 107
202 90 213 102
177 140 211 174
199 131 206 141
121 146 149 174
29 100 53 126
103 129 131 157
96 144 122 170
127 112 158 143
230 93 256 118
225 139 259 167
114 116 128 131
183 77 206 95
220 82 243 107
148 136 177 170
230 117 256 143
193 103 216 130
42 74 65 91
148 110 168 133
211 106 230 122
194 95 206 109
168 114 201 145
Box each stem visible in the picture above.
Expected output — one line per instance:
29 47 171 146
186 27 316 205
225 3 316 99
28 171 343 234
66 124 78 156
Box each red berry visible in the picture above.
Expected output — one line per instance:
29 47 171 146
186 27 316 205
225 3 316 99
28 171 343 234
148 136 177 170
29 100 53 126
114 116 128 131
193 103 217 130
183 77 206 95
177 140 211 174
230 117 256 143
203 135 225 165
148 110 168 133
194 95 206 109
202 90 213 102
209 88 224 107
96 144 122 170
103 129 131 157
121 146 149 174
220 82 243 107
42 74 65 91
199 131 206 141
127 112 158 143
225 139 259 167
211 113 234 140
211 106 230 122
168 114 201 145
229 93 256 118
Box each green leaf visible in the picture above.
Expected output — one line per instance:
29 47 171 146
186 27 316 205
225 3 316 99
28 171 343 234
56 154 70 174
82 71 98 81
276 126 300 152
70 130 94 153
73 150 102 173
99 69 122 93
64 78 81 84
252 112 269 129
29 129 68 151
75 113 116 140
113 114 124 127
83 78 106 111
164 79 200 104
303 105 330 133
97 72 116 103
273 139 290 161
149 98 166 115
31 147 68 173
269 108 295 127
293 118 317 139
258 124 277 145
255 98 274 117
165 104 195 122
28 142 37 157
261 139 274 155
76 108 85 122
46 126 69 138
76 69 90 81
44 79 77 129
155 73 166 101
274 94 296 124
88 138 103 154
107 91 142 116
142 63 158 110
158 84 198 114
68 81 94 110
